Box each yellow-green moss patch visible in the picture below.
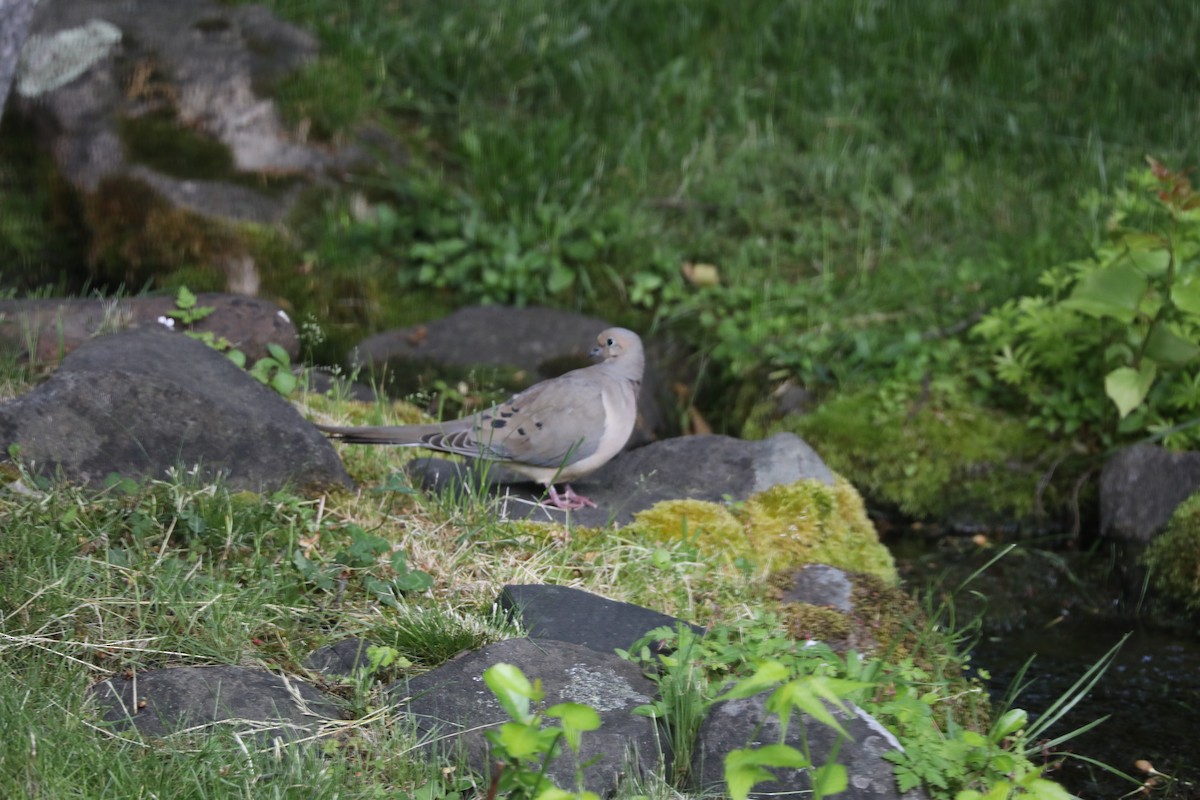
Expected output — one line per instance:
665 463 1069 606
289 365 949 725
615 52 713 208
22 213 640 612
628 499 746 552
1144 491 1200 612
744 477 898 583
626 477 896 585
756 384 1072 524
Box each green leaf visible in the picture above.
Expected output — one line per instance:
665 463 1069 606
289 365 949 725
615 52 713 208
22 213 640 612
1105 362 1157 418
175 286 197 309
716 660 790 701
267 342 291 365
991 708 1028 739
227 349 246 368
811 762 848 796
1143 325 1200 367
547 265 576 294
724 745 808 800
546 702 601 732
1061 264 1146 322
1172 277 1200 316
272 371 298 396
547 702 600 751
493 720 544 759
1130 248 1172 276
483 663 539 723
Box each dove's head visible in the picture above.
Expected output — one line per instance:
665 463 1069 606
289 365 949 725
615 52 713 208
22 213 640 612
590 327 644 380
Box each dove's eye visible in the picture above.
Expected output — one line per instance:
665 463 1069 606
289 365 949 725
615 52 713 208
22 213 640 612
606 337 615 346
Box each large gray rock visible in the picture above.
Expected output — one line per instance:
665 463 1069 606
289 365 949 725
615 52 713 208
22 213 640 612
1100 443 1200 544
0 293 298 364
499 584 704 655
89 665 347 741
692 690 923 800
0 325 350 492
389 638 662 797
406 431 834 528
15 0 333 201
0 0 36 116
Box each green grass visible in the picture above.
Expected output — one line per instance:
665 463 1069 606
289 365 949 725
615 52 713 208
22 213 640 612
251 0 1200 405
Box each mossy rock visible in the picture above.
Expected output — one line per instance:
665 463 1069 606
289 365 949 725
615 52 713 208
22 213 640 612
755 385 1074 526
1144 492 1200 613
629 476 897 584
628 499 746 549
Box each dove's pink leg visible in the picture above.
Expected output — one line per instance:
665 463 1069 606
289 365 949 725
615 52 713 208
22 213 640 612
546 484 597 510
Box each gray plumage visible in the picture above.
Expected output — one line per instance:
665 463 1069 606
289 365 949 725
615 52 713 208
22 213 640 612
316 327 644 509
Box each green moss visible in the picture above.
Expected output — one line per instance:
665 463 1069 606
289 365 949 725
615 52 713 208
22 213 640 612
766 385 1072 523
628 477 897 585
1144 492 1200 612
776 602 853 641
629 500 746 551
83 176 233 289
120 110 236 181
744 478 898 583
0 113 86 293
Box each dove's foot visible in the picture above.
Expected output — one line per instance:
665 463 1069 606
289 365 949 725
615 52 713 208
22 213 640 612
546 484 597 511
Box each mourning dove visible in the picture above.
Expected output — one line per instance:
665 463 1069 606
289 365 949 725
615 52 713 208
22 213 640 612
317 327 644 510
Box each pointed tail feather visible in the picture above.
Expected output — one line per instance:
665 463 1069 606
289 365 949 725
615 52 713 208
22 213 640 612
314 422 449 446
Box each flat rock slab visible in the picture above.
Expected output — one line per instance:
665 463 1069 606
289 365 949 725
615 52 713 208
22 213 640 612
692 690 922 800
499 584 705 655
0 294 298 364
406 432 833 528
1100 443 1200 544
778 564 855 612
351 305 672 447
0 326 350 492
89 665 347 741
388 637 662 796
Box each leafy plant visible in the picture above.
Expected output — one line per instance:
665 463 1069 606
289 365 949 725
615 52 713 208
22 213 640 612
974 159 1200 448
623 611 1087 800
482 663 601 800
717 660 869 800
247 342 299 396
291 522 433 605
165 286 300 396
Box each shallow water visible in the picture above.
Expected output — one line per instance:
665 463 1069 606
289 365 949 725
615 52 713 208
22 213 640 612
890 533 1200 799
974 618 1200 799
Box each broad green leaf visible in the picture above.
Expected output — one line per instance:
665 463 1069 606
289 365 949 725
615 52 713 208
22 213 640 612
1143 325 1200 367
1105 363 1157 418
267 342 291 365
546 702 601 732
1172 277 1200 316
483 664 538 723
1061 264 1147 322
811 762 848 796
991 708 1028 739
546 702 600 751
767 680 850 738
716 661 790 701
547 265 576 293
1121 234 1172 276
272 371 298 396
724 745 808 800
493 720 544 759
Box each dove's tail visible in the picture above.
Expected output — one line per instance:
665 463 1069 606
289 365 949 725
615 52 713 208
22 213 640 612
314 422 452 446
